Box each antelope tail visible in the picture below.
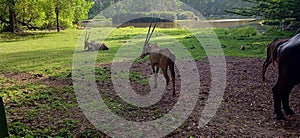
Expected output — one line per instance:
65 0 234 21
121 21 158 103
271 52 277 66
271 39 289 66
269 43 278 67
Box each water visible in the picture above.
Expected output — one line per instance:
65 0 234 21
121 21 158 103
117 19 258 28
82 19 259 28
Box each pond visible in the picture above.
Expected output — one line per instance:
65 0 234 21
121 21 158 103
83 19 259 28
117 19 258 28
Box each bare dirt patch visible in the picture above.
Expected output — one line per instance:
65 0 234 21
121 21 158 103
3 72 72 87
86 57 300 137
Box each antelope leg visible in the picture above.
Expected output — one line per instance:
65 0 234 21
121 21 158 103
152 66 158 89
154 73 158 89
161 66 170 91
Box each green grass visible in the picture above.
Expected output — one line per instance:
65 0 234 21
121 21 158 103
0 30 81 77
0 26 295 137
0 26 294 75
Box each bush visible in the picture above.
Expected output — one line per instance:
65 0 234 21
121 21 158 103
177 11 196 20
285 21 300 31
236 26 257 37
92 15 109 21
225 26 257 38
112 12 176 24
261 19 282 26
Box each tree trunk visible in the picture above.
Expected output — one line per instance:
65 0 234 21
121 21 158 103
55 5 60 32
0 97 9 138
8 0 18 33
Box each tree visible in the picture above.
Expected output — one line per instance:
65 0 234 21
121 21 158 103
88 0 182 19
0 0 94 32
179 0 249 17
55 1 60 32
87 0 250 19
7 0 18 32
226 0 300 21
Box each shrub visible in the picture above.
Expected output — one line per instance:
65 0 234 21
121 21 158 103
261 20 282 26
226 26 257 38
177 11 196 20
236 26 257 37
112 12 176 24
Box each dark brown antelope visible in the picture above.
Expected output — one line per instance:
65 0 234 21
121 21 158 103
272 33 300 120
84 32 109 51
262 38 289 81
140 21 176 96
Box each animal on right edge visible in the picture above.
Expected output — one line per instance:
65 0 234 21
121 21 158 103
272 33 300 120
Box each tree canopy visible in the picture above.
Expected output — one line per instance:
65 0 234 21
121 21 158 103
227 0 300 21
0 0 93 32
179 0 249 17
88 0 249 19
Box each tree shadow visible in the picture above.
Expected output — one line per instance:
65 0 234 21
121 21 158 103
0 31 59 43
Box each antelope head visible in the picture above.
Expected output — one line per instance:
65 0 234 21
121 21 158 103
84 32 91 49
141 21 157 59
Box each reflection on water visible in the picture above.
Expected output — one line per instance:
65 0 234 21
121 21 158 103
116 19 258 28
205 19 258 28
83 19 259 28
116 22 178 28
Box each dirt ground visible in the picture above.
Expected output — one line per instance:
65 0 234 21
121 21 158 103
101 57 300 137
4 57 300 137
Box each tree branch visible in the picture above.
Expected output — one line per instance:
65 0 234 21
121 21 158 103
17 19 42 30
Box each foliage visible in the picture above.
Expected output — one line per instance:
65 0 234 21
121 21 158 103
112 12 177 24
88 0 121 19
177 11 197 20
227 0 300 22
89 0 250 19
179 0 250 17
88 0 183 20
0 0 94 32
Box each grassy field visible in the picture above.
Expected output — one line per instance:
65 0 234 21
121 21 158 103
0 27 294 75
0 26 295 137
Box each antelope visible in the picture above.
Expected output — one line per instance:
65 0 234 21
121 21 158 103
84 32 109 51
140 21 176 96
272 33 300 120
262 38 289 81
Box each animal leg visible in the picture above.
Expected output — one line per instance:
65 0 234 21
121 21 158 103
282 84 295 115
169 60 176 96
272 82 285 120
161 66 170 92
152 66 158 89
154 73 158 89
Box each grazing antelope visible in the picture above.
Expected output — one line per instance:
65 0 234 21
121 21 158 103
84 32 109 51
140 21 176 96
262 38 289 81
